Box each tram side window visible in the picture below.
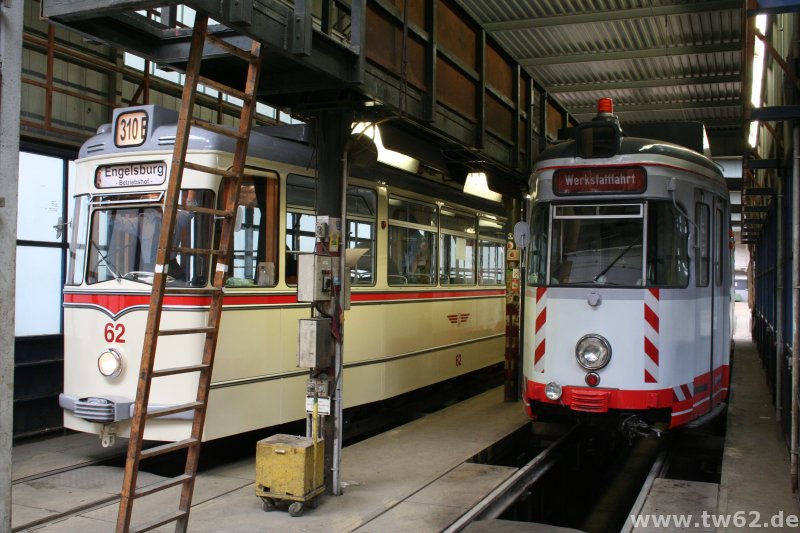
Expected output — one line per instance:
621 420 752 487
387 196 437 285
347 186 377 285
440 208 476 285
695 203 710 287
286 174 317 285
478 216 506 285
227 174 279 287
526 204 549 286
646 202 689 288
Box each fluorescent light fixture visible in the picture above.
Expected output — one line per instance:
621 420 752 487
464 172 502 202
749 14 769 148
352 122 420 173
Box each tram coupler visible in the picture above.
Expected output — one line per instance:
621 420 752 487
100 424 116 447
620 415 663 441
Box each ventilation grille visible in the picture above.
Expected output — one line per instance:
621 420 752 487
74 397 115 423
571 390 610 413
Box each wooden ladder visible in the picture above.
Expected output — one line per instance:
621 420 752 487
116 14 263 533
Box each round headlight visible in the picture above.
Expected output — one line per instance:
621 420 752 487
98 349 123 378
544 381 562 400
575 334 611 370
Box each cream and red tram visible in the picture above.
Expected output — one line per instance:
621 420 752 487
521 100 732 432
60 105 507 443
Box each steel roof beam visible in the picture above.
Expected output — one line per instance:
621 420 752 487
483 0 741 32
547 74 742 94
750 106 800 121
520 43 742 67
38 0 167 21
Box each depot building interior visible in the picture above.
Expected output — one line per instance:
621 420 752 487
1 1 800 532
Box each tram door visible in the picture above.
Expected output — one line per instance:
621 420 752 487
710 195 729 409
693 190 713 417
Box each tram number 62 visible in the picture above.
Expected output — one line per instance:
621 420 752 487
104 322 126 343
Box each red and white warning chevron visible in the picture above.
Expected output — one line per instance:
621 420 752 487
534 287 547 373
644 288 660 383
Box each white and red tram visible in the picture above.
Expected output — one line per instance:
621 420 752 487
521 99 732 431
60 105 507 444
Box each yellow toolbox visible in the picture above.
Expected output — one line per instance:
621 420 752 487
255 434 324 516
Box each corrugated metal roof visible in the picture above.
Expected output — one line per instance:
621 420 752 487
457 0 744 155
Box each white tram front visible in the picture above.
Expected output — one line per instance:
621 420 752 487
60 105 507 444
521 99 732 432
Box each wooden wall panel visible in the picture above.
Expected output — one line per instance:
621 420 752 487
365 5 427 91
436 0 475 69
380 0 426 28
486 93 512 140
486 44 512 100
436 58 475 120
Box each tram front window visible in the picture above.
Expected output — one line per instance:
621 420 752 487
547 202 689 288
550 204 644 286
85 190 214 286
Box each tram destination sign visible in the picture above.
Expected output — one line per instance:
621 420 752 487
95 161 167 188
554 166 646 195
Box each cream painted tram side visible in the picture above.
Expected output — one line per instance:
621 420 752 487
521 100 732 433
60 105 507 444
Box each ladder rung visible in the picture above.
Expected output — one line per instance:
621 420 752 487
198 75 249 102
147 401 205 419
172 246 228 256
178 203 233 218
206 33 258 63
134 473 194 499
158 326 216 337
129 510 188 533
152 363 211 378
184 161 240 179
140 438 200 461
190 118 246 140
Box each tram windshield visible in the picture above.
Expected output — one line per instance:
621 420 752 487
530 201 689 288
84 190 215 287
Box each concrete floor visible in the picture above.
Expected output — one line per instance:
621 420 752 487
717 302 800 531
13 387 530 532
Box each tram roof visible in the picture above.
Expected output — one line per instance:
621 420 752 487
539 135 723 178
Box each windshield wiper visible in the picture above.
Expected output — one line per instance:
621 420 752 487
593 243 635 282
91 238 123 280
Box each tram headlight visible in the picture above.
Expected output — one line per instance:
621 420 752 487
575 334 611 370
97 349 123 378
545 382 562 401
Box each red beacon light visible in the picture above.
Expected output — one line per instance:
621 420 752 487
597 98 614 115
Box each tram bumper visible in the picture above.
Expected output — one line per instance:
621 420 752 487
59 394 194 424
527 382 674 413
59 394 133 424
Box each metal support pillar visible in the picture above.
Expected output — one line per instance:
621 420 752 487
504 197 522 402
791 125 799 491
0 1 23 529
777 166 784 421
314 109 352 496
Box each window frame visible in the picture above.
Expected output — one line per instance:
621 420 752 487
387 195 438 286
438 207 477 286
